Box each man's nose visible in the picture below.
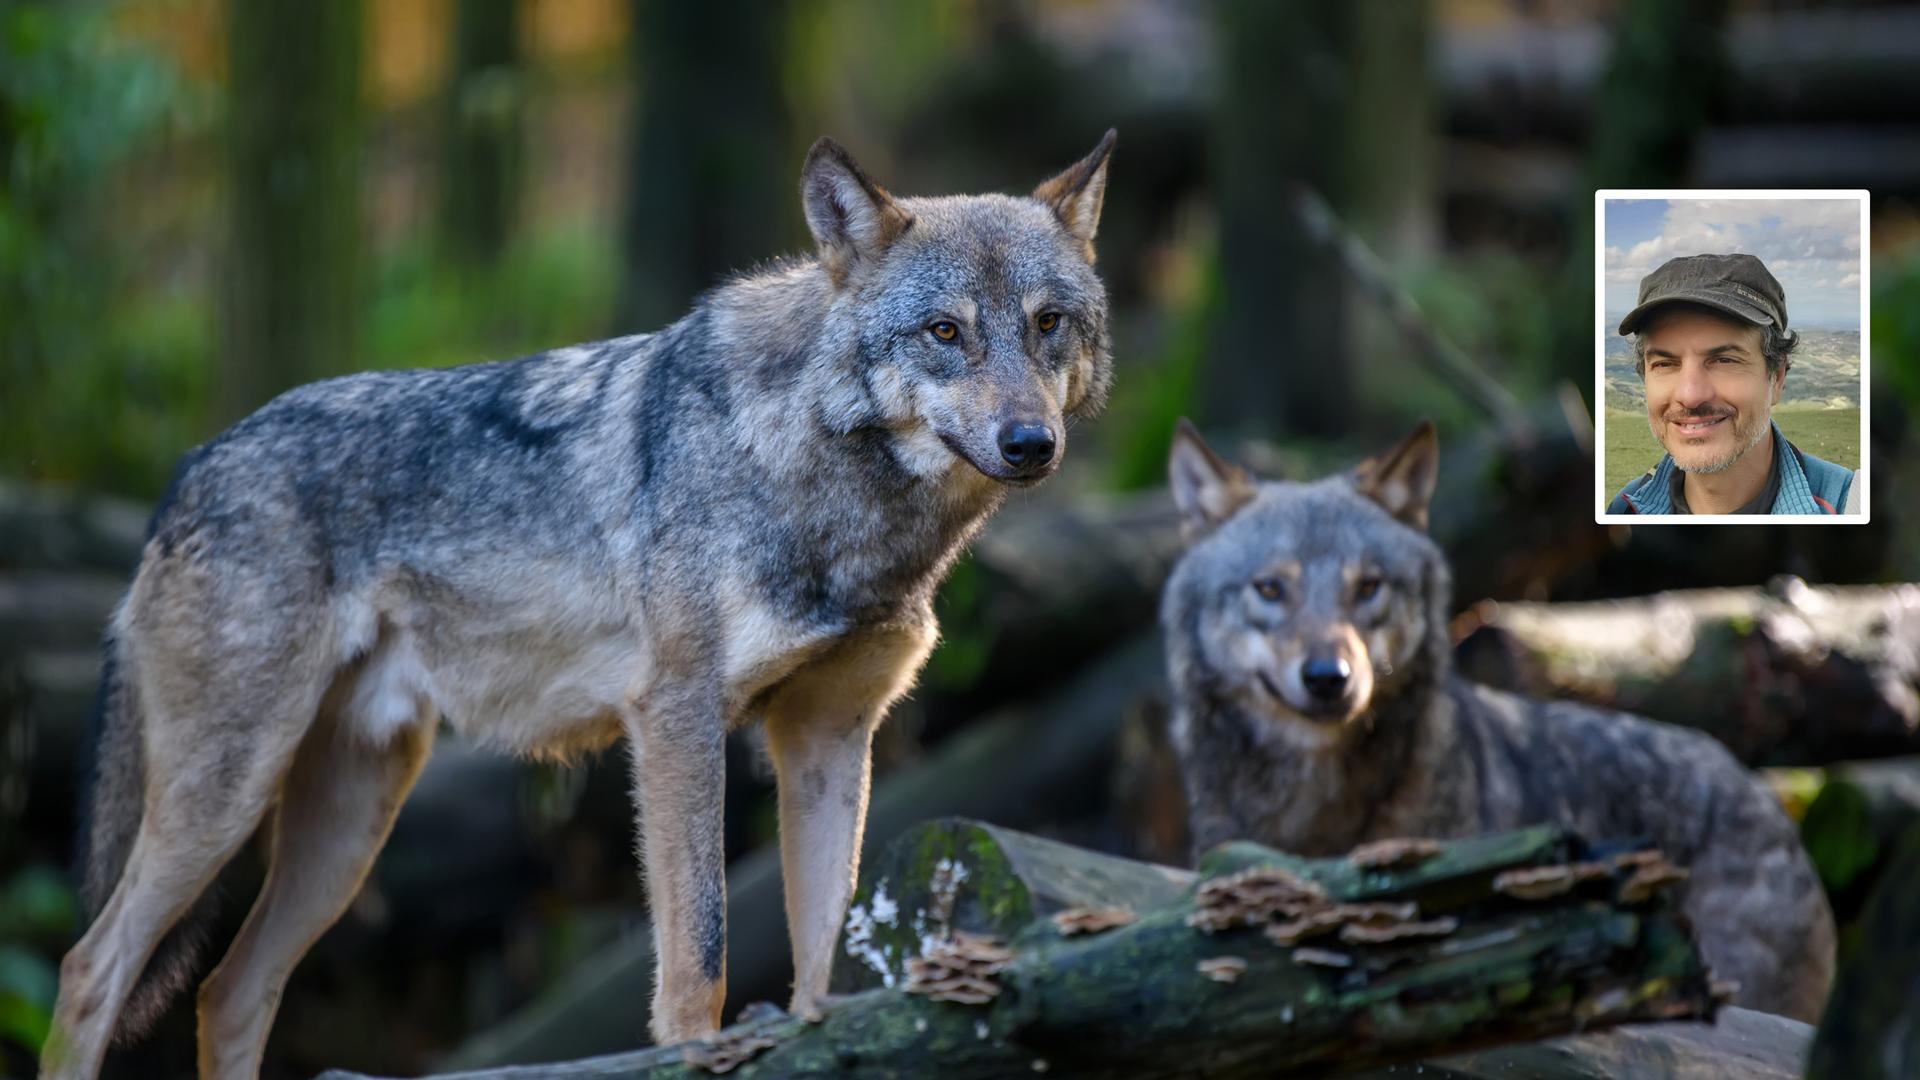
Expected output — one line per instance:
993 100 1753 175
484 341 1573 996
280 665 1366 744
1673 361 1716 409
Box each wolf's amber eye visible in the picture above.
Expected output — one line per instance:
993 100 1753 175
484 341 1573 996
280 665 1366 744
929 321 959 342
1355 575 1384 602
1037 312 1060 334
1253 576 1286 602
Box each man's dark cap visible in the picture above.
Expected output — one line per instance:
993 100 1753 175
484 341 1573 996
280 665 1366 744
1617 253 1788 336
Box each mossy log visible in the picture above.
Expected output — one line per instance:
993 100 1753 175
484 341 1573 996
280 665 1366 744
332 820 1719 1079
1454 580 1920 766
1806 822 1920 1078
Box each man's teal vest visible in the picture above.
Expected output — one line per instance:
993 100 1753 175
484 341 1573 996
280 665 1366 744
1608 421 1858 515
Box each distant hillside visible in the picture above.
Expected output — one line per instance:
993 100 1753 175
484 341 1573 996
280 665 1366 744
1603 329 1860 411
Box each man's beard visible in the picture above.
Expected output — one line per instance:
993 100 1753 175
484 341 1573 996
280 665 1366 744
1653 402 1772 474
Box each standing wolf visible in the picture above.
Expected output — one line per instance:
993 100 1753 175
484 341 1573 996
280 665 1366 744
44 132 1116 1079
1161 420 1834 1021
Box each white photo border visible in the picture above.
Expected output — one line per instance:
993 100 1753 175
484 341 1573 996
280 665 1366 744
1593 188 1871 525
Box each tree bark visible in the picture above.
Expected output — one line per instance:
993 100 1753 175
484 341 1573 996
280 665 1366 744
224 0 363 421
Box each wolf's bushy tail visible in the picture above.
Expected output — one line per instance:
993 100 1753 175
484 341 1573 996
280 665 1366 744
75 631 219 1042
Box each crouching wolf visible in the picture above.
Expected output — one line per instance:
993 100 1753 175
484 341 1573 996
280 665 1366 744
43 132 1116 1079
1160 420 1835 1021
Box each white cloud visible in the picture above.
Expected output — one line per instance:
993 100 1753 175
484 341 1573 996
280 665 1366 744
1604 198 1862 324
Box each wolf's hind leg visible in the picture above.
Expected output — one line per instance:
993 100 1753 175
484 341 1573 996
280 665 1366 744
195 706 434 1080
627 683 729 1045
43 686 317 1080
763 622 936 1021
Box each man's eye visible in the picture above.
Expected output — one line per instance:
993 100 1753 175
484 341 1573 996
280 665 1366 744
1037 312 1060 334
930 321 959 342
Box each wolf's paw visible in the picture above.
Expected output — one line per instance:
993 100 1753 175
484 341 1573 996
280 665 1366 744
790 991 856 1024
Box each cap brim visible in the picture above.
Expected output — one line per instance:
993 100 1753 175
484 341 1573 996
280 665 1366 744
1617 289 1774 336
1612 288 1774 334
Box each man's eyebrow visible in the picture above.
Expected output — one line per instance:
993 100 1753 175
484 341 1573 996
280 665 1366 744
1644 341 1752 358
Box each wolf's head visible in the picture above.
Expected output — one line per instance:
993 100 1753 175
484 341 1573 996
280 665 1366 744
800 132 1116 486
1161 421 1452 750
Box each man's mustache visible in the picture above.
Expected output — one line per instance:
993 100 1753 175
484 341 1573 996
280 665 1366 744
1664 405 1735 422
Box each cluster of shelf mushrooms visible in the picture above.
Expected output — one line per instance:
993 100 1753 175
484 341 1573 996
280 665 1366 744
902 930 1017 1005
1492 847 1690 904
1185 859 1461 967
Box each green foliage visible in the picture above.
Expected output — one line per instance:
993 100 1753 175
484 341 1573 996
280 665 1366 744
0 864 76 1063
1802 780 1879 896
1872 252 1920 410
1390 251 1563 432
925 555 992 690
1104 251 1219 492
1 0 202 495
364 222 620 375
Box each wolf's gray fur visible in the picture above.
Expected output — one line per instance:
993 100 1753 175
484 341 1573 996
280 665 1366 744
46 132 1115 1079
1160 420 1835 1022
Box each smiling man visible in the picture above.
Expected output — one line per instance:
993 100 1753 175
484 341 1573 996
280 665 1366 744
1608 253 1859 515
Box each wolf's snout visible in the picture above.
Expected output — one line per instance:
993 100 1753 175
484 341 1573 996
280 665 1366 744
997 421 1057 470
1300 655 1352 703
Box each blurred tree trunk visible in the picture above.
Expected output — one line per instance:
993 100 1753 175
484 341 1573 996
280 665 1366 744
439 0 524 266
1589 0 1731 188
619 0 795 332
1209 1 1350 440
224 0 363 421
1209 2 1431 441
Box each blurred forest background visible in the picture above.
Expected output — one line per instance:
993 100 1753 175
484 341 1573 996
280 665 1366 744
5 0 1920 1077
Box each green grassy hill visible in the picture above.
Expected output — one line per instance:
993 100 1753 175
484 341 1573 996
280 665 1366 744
1603 404 1861 501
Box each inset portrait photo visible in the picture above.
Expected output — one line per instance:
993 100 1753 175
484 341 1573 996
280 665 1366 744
1595 191 1869 522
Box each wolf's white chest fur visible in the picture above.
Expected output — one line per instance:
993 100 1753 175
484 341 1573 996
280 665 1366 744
330 561 842 754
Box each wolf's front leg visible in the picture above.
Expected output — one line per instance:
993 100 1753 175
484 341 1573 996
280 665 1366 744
626 685 729 1044
763 623 936 1020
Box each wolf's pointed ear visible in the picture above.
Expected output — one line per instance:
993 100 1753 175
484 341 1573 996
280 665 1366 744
1033 128 1116 262
802 137 915 286
1353 421 1440 532
1169 418 1255 539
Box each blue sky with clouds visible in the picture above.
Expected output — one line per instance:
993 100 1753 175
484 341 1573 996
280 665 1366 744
1604 198 1862 331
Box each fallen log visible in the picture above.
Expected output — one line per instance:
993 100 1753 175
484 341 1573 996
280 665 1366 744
842 819 1810 1079
1453 580 1920 766
323 820 1718 1079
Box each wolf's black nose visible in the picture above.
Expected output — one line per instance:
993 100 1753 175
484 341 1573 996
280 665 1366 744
1301 656 1351 701
998 423 1056 469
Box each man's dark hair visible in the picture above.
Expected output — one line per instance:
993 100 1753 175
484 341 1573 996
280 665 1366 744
1630 301 1797 378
